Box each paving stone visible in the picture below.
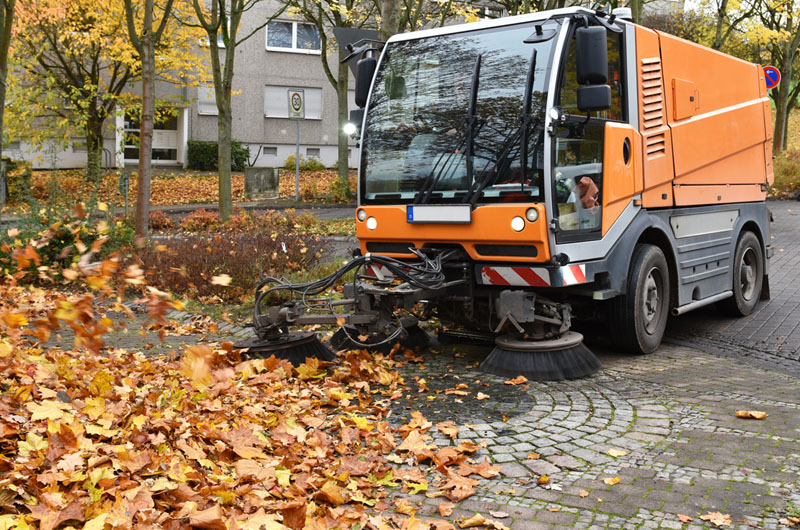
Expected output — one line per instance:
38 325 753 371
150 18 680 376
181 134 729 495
545 455 584 470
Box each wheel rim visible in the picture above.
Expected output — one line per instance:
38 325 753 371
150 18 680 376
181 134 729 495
642 266 663 334
740 247 758 301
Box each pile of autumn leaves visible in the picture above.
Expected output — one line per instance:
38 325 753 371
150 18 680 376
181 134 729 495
0 224 507 530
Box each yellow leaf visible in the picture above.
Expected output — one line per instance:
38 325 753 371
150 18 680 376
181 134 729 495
735 410 767 420
82 513 108 530
18 433 48 457
476 392 490 400
180 345 213 389
26 400 69 421
537 475 550 485
607 449 627 457
211 274 232 286
457 514 486 528
700 512 732 527
83 397 106 420
603 477 621 486
97 202 108 212
526 452 540 460
275 469 291 488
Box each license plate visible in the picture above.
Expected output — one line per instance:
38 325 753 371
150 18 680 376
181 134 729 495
406 205 472 224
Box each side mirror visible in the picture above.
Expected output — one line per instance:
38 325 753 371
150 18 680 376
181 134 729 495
577 85 612 112
355 56 377 108
576 26 608 85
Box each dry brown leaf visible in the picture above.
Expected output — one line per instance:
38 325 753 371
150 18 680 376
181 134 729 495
700 512 732 527
579 489 589 498
489 511 509 518
607 449 627 457
537 474 550 485
603 477 621 486
735 410 768 420
526 452 540 460
476 392 490 401
503 375 528 385
548 507 560 512
677 514 693 523
438 502 455 517
457 514 486 528
436 421 460 440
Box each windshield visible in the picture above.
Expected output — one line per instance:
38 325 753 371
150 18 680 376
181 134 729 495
361 21 559 205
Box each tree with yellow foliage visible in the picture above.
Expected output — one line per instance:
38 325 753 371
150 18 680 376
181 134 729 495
8 0 204 187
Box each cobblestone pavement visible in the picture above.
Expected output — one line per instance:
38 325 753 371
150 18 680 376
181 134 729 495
665 200 800 376
375 342 798 530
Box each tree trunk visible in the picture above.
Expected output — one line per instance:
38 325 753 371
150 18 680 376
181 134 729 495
135 4 155 247
380 0 400 40
85 119 104 186
0 0 14 208
337 54 349 191
217 101 233 220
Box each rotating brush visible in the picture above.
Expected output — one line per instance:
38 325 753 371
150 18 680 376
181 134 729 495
234 331 336 366
479 331 601 381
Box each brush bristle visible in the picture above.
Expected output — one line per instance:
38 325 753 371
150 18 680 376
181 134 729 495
237 334 336 365
479 342 601 381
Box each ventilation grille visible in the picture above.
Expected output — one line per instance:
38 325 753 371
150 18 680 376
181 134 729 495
640 57 666 156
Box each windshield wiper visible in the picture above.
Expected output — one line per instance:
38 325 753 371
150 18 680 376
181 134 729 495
464 49 539 207
414 54 482 205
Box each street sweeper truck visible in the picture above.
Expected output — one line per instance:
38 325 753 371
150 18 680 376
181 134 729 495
236 7 773 381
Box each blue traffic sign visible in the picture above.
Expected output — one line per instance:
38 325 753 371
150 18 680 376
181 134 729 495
763 66 780 90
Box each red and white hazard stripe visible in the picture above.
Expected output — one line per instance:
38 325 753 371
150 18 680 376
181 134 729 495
365 263 395 279
480 264 587 287
480 266 551 287
561 264 586 286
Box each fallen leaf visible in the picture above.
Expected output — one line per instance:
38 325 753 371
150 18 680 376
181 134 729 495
700 512 732 527
579 489 589 498
503 375 528 385
438 502 455 517
677 514 693 523
603 477 621 486
457 514 486 528
735 410 768 420
537 475 550 485
436 421 459 440
548 507 560 512
526 452 540 460
210 274 232 286
607 449 627 457
476 392 490 401
489 511 509 518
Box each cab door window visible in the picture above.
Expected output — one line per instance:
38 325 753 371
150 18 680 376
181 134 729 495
552 28 624 242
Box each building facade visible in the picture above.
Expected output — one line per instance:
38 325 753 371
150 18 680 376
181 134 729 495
13 0 357 170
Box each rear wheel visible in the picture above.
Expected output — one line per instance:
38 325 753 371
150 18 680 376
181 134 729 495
720 231 763 316
611 244 670 354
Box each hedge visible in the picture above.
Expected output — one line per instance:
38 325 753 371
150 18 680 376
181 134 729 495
187 140 250 171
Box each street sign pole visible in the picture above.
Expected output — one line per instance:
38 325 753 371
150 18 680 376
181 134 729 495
287 89 305 202
295 119 300 201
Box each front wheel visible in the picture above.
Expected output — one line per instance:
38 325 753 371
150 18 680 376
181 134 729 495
719 231 763 316
611 244 671 354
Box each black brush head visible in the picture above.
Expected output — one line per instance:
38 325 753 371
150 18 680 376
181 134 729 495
235 332 336 365
480 332 601 381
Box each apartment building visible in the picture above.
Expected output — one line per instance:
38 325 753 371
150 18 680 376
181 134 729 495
11 0 357 170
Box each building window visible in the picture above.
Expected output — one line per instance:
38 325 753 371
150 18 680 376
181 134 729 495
124 110 179 162
4 141 20 151
306 147 320 158
264 85 323 120
198 85 217 116
265 21 321 54
262 146 278 156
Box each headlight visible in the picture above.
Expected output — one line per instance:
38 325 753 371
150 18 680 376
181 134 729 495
357 209 367 221
525 208 539 222
511 216 525 232
343 122 358 135
366 217 378 230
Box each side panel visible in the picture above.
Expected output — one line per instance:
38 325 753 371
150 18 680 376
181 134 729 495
658 32 770 203
602 122 641 235
635 26 675 208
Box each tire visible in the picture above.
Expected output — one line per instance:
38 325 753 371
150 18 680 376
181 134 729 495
719 231 763 316
611 244 670 354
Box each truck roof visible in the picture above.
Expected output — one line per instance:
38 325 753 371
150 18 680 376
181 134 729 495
385 6 632 44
